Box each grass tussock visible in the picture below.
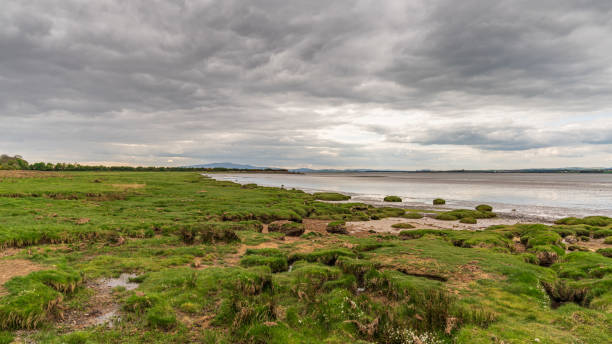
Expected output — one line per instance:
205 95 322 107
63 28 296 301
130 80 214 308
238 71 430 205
326 221 348 234
0 268 82 329
268 222 305 236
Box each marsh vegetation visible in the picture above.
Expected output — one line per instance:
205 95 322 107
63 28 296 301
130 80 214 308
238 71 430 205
0 171 610 343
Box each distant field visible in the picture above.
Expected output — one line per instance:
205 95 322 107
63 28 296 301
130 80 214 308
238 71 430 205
0 171 611 343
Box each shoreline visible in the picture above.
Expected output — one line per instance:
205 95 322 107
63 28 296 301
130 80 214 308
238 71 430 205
205 172 612 221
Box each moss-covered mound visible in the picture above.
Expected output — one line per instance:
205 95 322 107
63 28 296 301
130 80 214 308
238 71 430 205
475 204 493 212
459 217 477 224
383 195 402 202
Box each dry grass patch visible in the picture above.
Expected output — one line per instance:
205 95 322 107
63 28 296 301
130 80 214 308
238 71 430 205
0 170 60 179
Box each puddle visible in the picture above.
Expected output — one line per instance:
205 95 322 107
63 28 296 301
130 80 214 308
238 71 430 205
90 274 139 326
101 273 139 291
61 273 141 329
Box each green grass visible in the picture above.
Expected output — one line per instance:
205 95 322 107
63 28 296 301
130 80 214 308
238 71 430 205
555 216 612 227
312 192 351 201
0 171 610 343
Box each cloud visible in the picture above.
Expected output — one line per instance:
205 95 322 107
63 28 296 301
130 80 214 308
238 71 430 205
0 0 611 169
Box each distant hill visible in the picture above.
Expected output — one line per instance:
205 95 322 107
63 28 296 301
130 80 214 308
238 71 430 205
185 162 274 170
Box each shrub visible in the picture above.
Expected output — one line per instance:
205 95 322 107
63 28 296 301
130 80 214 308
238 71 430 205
383 195 402 202
391 223 415 229
460 217 477 224
326 221 348 234
313 192 351 201
433 198 445 205
475 204 493 212
604 236 612 244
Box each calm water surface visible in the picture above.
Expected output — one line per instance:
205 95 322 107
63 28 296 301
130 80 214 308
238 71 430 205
208 172 612 220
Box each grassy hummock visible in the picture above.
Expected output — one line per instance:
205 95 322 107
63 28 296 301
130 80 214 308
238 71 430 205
383 195 402 202
313 192 351 201
326 221 348 234
475 204 493 212
433 198 446 205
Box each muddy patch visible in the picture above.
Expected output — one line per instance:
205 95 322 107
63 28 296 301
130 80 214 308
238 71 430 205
303 219 330 234
0 259 44 296
571 238 610 252
60 273 139 330
225 241 281 266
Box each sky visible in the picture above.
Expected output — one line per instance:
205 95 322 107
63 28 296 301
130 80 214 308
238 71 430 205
1 0 611 170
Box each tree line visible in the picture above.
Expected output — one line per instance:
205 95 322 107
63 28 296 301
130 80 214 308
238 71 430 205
0 155 287 172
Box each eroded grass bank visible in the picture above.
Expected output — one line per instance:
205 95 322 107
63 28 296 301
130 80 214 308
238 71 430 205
0 171 610 343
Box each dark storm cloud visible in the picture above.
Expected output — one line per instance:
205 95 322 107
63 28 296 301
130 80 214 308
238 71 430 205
1 1 611 168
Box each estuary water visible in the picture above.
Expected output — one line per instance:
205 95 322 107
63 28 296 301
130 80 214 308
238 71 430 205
207 172 612 221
